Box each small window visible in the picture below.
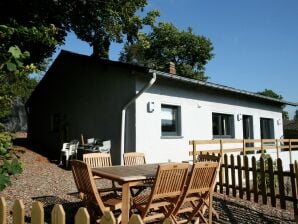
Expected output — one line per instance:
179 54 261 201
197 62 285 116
212 113 234 138
161 105 181 136
260 118 274 139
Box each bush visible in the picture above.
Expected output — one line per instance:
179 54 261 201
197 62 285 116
0 131 23 191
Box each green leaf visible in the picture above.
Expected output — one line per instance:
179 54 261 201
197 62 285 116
0 174 11 191
5 62 17 72
8 46 22 59
9 159 23 175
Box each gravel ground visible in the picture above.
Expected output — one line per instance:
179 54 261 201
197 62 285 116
0 146 297 223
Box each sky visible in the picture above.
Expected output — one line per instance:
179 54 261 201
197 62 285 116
53 0 298 118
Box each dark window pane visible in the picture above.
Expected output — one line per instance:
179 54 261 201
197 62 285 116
161 105 180 136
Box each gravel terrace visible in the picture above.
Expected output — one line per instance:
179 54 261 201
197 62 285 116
0 146 296 223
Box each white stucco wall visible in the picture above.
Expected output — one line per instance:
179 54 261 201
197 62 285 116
134 79 284 164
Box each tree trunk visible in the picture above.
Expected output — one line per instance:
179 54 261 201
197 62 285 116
91 37 110 59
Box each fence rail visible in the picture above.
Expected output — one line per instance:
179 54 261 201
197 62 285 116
189 138 298 164
0 197 173 224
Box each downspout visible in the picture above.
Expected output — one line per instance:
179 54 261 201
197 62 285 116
120 72 156 164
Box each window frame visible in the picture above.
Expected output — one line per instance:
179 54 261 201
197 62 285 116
161 104 182 137
212 112 235 139
260 117 275 139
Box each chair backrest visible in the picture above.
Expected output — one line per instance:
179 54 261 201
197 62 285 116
97 140 111 153
69 140 79 155
123 152 146 166
70 160 108 215
149 163 189 202
83 152 112 168
61 143 70 152
87 138 95 144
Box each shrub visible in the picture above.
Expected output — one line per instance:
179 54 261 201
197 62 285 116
0 131 23 191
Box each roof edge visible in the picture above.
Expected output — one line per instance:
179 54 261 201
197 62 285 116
148 69 298 107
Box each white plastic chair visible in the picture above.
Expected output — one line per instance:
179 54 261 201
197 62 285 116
59 140 79 168
97 140 111 153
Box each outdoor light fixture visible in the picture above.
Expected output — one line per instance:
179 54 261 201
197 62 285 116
277 119 281 125
237 113 242 121
147 101 155 113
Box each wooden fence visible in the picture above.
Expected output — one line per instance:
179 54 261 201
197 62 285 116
200 152 298 217
189 139 298 164
0 197 174 224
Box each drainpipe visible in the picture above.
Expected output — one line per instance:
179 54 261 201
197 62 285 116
120 72 156 164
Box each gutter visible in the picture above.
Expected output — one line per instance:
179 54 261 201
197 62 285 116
120 72 157 164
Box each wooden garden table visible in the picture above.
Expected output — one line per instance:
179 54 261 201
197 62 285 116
92 164 159 224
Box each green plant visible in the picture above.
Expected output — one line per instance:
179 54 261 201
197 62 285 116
257 154 277 192
0 132 23 191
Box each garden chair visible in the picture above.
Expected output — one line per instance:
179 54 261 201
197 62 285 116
83 152 120 193
70 160 122 223
197 152 222 219
123 152 146 165
58 140 79 168
132 163 189 223
123 152 152 196
171 161 219 224
97 140 111 153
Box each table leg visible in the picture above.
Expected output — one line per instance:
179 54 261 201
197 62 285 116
121 182 131 224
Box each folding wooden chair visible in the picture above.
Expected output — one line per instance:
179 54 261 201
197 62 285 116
70 160 122 223
132 163 189 223
123 152 146 166
83 153 121 193
171 161 219 224
123 152 152 196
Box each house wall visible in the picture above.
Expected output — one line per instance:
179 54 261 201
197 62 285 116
134 77 284 163
27 54 136 164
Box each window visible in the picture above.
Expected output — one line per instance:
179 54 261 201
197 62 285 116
212 113 234 138
161 105 181 136
260 118 274 139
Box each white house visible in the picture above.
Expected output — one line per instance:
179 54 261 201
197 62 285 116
26 50 297 164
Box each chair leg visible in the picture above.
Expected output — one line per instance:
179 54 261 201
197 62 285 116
59 153 64 166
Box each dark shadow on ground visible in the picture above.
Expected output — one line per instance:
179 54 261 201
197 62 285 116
213 196 295 224
32 196 83 224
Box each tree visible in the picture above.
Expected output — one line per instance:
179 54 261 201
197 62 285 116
257 89 289 120
120 22 214 81
66 0 159 58
294 110 298 121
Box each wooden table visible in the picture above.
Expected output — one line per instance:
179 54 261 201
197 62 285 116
92 164 159 224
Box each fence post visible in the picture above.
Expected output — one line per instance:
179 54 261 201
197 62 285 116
289 139 292 164
268 157 276 207
277 159 286 209
13 200 24 224
260 156 267 204
252 156 258 203
51 204 65 224
128 214 143 224
100 211 116 224
0 197 7 224
243 139 246 155
290 163 298 217
244 156 250 201
237 155 243 199
230 154 236 197
224 154 229 196
75 208 90 224
192 141 197 163
31 201 44 224
275 139 279 159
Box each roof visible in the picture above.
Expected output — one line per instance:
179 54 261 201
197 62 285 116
28 50 298 107
284 120 298 131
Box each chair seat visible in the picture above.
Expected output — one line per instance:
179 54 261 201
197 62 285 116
102 193 122 210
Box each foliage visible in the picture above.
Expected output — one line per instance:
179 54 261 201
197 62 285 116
0 132 23 191
256 154 277 192
294 110 298 121
67 0 159 58
0 43 38 122
257 89 289 120
120 22 213 81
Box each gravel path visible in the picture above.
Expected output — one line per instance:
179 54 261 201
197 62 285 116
0 146 296 223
